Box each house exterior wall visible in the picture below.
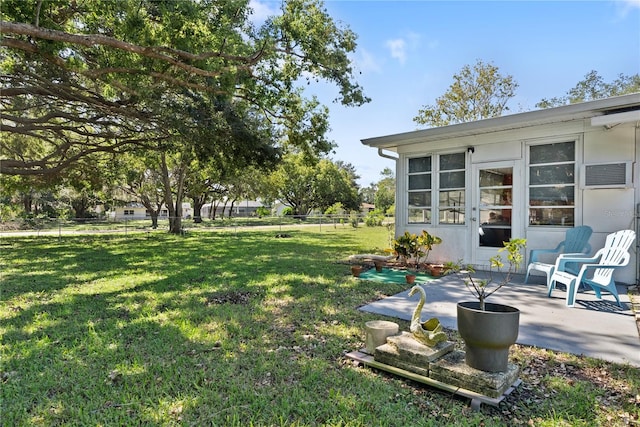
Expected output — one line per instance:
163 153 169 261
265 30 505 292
113 203 192 220
391 118 637 284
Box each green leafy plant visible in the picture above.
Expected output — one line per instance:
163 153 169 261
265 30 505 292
389 230 442 268
364 210 384 227
445 238 526 310
349 211 360 228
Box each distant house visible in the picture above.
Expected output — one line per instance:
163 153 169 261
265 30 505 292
361 203 376 213
361 93 640 284
200 200 270 218
113 202 193 220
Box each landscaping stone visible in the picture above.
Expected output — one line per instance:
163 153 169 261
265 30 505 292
430 350 520 398
374 331 454 376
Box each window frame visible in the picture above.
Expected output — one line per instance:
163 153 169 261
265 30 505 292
407 155 433 224
405 151 467 226
526 139 578 227
437 152 466 225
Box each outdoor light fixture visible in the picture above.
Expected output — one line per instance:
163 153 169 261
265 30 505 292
590 110 640 128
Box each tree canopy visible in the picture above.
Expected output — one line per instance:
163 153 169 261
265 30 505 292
267 153 361 216
536 70 640 109
0 0 369 176
413 59 518 128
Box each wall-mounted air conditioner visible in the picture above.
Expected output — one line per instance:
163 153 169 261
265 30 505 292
580 161 633 189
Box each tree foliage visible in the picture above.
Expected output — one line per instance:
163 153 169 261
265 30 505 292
373 167 395 215
268 154 361 216
536 70 640 109
0 0 369 175
413 59 518 128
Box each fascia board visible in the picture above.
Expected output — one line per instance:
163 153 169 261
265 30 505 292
361 93 640 149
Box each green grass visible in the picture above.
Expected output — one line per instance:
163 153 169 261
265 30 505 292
1 227 638 426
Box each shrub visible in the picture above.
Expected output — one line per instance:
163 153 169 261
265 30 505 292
364 210 384 227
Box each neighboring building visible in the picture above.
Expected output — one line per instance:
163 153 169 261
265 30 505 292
112 202 193 220
361 203 376 213
200 200 270 218
361 93 640 284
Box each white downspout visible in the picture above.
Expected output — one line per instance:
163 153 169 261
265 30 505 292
377 148 399 162
377 148 399 232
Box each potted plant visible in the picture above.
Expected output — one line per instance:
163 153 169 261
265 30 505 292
388 230 442 269
416 230 442 268
350 265 363 277
428 263 446 277
445 238 526 373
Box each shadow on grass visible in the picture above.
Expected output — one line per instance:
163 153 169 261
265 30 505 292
2 229 623 425
4 229 471 425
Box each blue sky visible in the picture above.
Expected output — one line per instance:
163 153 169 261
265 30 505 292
255 0 640 186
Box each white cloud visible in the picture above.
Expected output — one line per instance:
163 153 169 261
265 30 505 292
384 32 424 64
385 38 407 64
248 0 280 25
353 48 382 74
614 0 640 18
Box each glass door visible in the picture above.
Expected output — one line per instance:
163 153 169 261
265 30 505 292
472 161 519 266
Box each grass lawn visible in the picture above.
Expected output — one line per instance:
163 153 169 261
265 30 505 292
1 227 638 426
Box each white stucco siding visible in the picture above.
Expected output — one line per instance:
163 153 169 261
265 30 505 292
365 95 640 286
583 124 635 163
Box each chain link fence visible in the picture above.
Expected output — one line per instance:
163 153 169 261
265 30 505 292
0 213 395 238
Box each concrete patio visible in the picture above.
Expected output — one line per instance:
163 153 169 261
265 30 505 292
358 270 640 367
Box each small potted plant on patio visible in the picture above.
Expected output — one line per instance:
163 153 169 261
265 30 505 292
389 230 442 269
445 238 526 373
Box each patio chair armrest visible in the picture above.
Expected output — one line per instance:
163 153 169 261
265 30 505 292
555 253 600 272
529 248 561 263
576 263 621 278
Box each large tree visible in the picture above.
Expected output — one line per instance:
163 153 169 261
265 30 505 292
118 153 166 229
374 167 395 215
536 71 640 109
0 0 369 176
268 154 360 216
413 59 518 128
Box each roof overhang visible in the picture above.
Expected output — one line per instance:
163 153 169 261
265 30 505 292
361 93 640 151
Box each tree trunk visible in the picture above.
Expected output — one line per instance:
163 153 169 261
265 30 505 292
71 196 89 219
160 152 186 234
221 200 228 218
139 197 163 229
228 199 236 218
209 200 218 220
192 194 207 224
150 212 159 229
23 193 33 214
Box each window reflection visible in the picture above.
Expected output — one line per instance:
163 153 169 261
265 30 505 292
478 167 512 247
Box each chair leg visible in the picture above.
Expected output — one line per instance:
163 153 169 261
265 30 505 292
547 280 556 297
544 267 554 292
524 265 532 284
587 281 624 308
566 277 579 307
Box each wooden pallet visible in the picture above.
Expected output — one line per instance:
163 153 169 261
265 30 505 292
346 350 521 410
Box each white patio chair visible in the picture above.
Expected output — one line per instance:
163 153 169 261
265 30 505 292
548 229 636 307
524 225 592 286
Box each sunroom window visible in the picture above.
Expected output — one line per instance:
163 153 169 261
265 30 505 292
408 156 432 223
528 141 575 226
438 153 466 224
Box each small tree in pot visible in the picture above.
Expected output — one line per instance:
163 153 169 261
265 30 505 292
445 238 526 373
446 238 526 311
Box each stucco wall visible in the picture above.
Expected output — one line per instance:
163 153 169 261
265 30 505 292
394 119 638 284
